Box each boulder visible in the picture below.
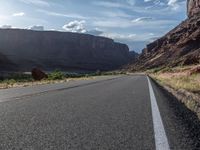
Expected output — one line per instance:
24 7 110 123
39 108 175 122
31 68 48 80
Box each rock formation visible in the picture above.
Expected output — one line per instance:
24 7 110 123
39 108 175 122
128 1 200 71
0 29 130 72
187 0 200 18
31 68 48 80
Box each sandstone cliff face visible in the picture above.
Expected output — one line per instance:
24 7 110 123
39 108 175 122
187 0 200 18
131 13 200 70
0 29 130 71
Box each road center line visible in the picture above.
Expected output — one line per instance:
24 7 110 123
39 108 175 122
147 76 170 150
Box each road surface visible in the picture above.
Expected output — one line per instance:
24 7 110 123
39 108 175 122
0 75 199 150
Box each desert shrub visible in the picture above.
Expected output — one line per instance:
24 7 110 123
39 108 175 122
1 79 17 85
65 72 86 78
48 70 65 80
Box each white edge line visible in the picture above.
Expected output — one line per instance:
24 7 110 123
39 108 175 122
147 76 170 150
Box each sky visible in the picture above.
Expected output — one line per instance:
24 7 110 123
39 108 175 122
0 0 187 53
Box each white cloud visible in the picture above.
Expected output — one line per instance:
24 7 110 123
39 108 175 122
144 0 154 2
126 0 136 5
167 0 181 10
12 12 25 17
37 9 87 19
19 0 50 7
62 21 103 35
29 25 44 31
132 17 153 23
63 20 86 33
100 11 132 18
97 31 160 51
93 1 130 9
101 32 157 42
93 19 133 28
102 33 136 41
168 0 178 6
86 28 103 36
93 16 177 30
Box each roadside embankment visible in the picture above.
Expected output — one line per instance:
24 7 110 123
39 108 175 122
149 65 200 119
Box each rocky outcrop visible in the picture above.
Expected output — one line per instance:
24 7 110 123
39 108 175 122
0 29 130 71
187 0 200 18
130 12 200 70
124 0 200 71
31 68 48 80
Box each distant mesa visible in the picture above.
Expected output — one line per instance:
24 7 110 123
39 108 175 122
0 29 132 72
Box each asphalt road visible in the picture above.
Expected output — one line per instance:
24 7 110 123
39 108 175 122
0 75 199 150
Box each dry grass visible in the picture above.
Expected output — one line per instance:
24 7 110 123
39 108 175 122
0 77 96 89
150 65 200 94
0 71 125 89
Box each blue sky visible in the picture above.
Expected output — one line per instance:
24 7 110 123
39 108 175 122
0 0 187 52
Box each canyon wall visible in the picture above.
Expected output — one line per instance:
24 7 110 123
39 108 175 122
127 1 200 71
0 29 130 71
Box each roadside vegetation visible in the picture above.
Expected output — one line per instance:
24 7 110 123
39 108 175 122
0 70 126 89
0 74 33 87
148 65 200 94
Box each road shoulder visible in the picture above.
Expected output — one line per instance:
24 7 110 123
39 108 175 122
149 77 200 149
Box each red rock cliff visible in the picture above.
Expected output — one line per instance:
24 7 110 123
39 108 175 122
128 0 200 71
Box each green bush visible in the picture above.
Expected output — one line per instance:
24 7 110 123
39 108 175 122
48 70 65 80
65 73 83 78
2 79 17 85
